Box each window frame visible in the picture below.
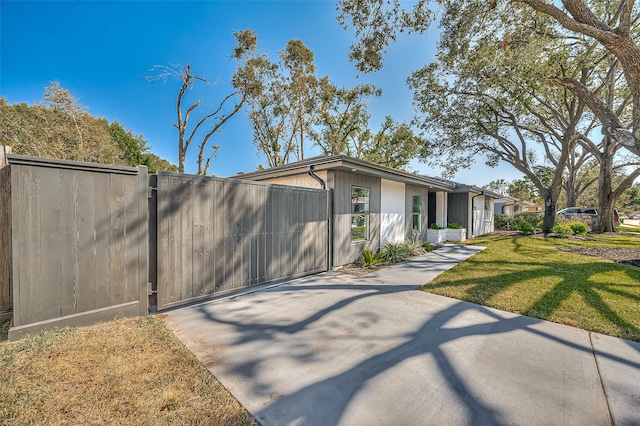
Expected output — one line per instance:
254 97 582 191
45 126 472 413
351 185 370 242
412 194 422 232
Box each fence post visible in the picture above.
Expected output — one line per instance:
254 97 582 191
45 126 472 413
327 189 333 271
137 165 149 316
0 146 11 167
0 146 11 323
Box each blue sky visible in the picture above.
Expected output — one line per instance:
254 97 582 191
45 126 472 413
1 0 523 185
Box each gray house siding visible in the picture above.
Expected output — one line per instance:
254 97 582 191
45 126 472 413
253 171 328 190
331 170 381 267
405 184 429 241
447 193 469 229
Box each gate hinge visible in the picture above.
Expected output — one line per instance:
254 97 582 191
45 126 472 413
148 186 157 199
147 283 157 295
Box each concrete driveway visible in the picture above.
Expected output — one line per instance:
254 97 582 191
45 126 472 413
163 245 640 425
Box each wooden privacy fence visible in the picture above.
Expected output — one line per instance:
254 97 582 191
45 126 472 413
153 172 330 310
2 155 331 339
5 155 149 340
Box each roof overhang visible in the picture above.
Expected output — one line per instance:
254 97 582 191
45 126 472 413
238 155 455 192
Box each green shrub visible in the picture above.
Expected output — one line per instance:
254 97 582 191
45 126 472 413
361 248 385 267
430 223 444 230
494 214 518 230
552 223 573 237
568 221 588 236
401 240 427 257
422 242 433 252
514 212 543 228
447 223 463 229
516 221 535 235
381 241 410 263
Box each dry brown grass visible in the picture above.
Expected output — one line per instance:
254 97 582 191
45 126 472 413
0 316 256 425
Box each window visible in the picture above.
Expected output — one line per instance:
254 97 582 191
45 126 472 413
412 195 422 231
351 186 370 241
484 198 490 211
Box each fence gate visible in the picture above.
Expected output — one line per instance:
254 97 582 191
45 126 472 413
154 172 329 310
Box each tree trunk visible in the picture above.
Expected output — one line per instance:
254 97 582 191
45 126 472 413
565 174 577 208
178 147 186 174
542 189 556 235
596 149 616 233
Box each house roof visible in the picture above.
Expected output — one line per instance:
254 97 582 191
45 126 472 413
237 155 456 192
425 176 504 199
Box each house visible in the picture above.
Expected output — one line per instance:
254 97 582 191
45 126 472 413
494 197 541 215
238 155 454 267
427 178 502 238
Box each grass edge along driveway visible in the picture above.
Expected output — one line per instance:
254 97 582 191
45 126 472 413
420 233 640 342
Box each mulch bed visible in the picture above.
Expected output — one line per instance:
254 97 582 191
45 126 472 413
558 246 640 268
337 262 391 277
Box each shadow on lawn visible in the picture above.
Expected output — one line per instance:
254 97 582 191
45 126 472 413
190 275 640 425
423 238 640 342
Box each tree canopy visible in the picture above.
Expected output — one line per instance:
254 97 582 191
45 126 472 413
0 83 176 172
338 0 640 231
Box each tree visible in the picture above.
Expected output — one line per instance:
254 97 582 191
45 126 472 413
148 29 258 174
279 39 319 161
311 78 380 156
359 117 425 169
1 83 122 164
233 44 297 167
406 13 597 232
483 179 510 196
234 36 320 167
484 177 544 203
108 121 178 172
618 182 640 211
108 121 149 167
0 83 176 171
339 0 640 157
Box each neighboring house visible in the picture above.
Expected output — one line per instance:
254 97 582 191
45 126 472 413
494 197 541 215
238 155 454 267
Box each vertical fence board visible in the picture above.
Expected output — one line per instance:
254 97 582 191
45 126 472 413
107 173 125 308
242 183 252 287
181 178 194 300
0 165 12 315
93 173 112 308
18 167 42 325
192 178 205 299
59 171 78 317
170 176 183 304
202 179 214 295
124 174 138 303
264 185 273 282
231 182 243 289
249 184 258 286
213 181 225 293
38 168 61 321
157 174 170 306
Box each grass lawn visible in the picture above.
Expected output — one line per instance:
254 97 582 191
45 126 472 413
0 316 256 425
420 232 640 342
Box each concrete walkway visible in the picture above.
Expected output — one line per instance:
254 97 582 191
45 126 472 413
163 245 640 425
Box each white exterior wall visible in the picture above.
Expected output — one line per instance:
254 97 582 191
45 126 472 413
472 195 494 236
435 191 447 228
380 179 406 245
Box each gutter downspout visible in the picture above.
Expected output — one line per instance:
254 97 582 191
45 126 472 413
307 165 325 189
471 191 484 238
502 201 516 214
308 165 332 270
